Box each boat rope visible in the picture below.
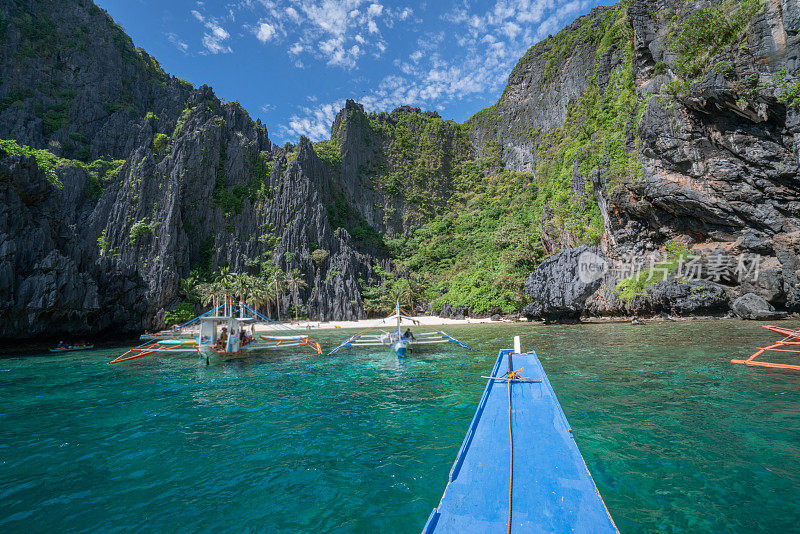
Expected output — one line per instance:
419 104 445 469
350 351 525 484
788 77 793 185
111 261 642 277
506 366 525 534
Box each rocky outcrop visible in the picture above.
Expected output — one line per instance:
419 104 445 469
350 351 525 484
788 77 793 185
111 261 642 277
0 0 195 161
637 279 729 316
0 150 149 338
0 2 380 338
522 246 605 321
473 0 800 319
2 0 800 339
331 99 471 236
465 6 616 172
732 293 788 320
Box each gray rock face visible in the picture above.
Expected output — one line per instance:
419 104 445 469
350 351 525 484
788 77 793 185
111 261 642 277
0 0 194 161
439 302 470 320
522 246 605 321
0 151 150 338
732 292 788 320
466 6 616 172
642 279 729 316
0 3 380 338
2 0 800 340
331 99 470 236
471 0 800 318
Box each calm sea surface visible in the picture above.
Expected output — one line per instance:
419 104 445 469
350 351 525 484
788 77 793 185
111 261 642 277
1 320 799 533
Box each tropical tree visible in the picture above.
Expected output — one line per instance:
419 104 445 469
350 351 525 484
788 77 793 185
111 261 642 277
269 269 287 319
389 277 413 311
194 282 214 307
231 272 250 306
284 269 308 321
179 275 197 300
246 279 269 315
215 266 236 309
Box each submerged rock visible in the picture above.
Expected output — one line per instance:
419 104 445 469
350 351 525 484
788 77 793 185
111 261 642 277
732 293 788 320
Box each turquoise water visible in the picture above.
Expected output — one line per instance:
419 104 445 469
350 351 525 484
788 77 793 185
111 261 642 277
1 320 800 532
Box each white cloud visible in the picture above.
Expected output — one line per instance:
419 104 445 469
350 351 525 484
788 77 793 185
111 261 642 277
280 0 600 141
502 21 521 39
256 22 276 42
280 100 344 140
166 32 189 53
285 6 300 21
192 9 233 54
227 0 416 70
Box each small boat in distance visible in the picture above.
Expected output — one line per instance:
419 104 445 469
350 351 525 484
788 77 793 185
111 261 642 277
110 300 321 365
424 337 617 533
732 324 800 371
49 344 94 353
328 300 470 356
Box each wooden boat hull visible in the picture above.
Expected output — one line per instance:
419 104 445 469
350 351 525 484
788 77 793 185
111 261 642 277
424 349 617 533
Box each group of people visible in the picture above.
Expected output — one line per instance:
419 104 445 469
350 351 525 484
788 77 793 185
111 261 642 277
213 326 255 350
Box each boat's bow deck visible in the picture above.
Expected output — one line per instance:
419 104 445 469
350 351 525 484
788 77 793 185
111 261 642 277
424 349 617 533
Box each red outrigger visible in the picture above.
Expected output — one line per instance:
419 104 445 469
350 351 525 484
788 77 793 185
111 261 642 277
732 325 800 371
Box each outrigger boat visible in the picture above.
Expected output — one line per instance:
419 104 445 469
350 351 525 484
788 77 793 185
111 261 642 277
110 301 321 365
732 324 800 371
424 337 617 533
328 300 471 356
50 344 94 353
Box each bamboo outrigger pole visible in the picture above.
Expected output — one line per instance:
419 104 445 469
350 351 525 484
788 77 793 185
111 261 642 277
732 325 800 371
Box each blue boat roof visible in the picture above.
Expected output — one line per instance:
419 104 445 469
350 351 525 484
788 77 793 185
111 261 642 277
423 349 617 533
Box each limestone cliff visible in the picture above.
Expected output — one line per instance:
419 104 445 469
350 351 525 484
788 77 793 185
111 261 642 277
467 0 799 319
1 0 799 339
0 1 375 338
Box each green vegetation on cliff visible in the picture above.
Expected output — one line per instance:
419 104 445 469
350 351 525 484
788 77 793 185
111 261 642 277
668 0 764 80
365 110 472 218
394 165 543 314
0 139 126 197
401 1 639 315
0 139 63 187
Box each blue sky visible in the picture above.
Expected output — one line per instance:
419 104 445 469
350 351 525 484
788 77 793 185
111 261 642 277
95 0 612 144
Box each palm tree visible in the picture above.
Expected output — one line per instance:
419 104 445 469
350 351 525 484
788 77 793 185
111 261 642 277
194 282 214 307
215 266 236 311
231 272 250 310
284 269 307 322
270 270 286 319
180 275 197 299
389 277 413 312
246 281 268 315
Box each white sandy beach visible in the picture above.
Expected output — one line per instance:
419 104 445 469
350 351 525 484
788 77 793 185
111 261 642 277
264 314 499 332
163 315 508 337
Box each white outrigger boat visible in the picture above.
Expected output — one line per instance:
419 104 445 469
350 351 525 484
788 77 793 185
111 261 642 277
328 300 471 356
110 301 321 365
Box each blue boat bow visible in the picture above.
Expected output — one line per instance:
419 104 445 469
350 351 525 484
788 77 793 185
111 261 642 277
423 346 617 533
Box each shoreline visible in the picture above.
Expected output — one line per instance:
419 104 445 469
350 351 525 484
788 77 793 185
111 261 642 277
2 314 798 356
252 312 800 334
